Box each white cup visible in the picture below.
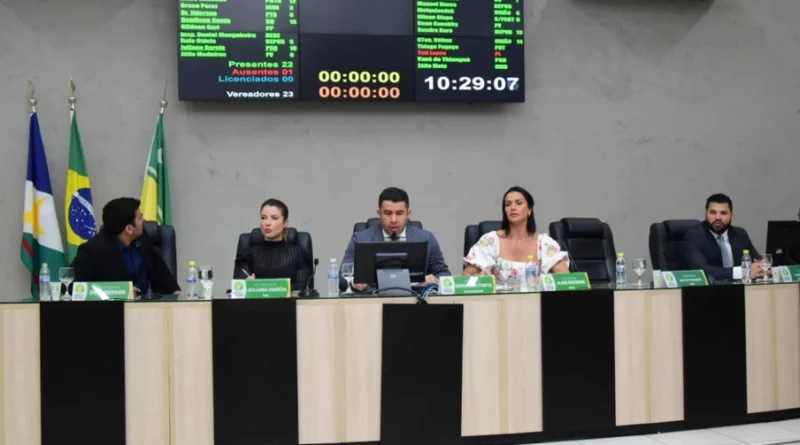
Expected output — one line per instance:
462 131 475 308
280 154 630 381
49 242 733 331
773 267 783 283
201 280 213 299
652 270 662 288
49 283 62 301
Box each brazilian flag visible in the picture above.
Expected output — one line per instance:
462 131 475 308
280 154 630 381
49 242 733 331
65 108 97 263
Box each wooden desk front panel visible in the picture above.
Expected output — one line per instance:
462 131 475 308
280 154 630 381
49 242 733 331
434 295 543 436
746 284 800 413
0 305 41 445
614 289 684 426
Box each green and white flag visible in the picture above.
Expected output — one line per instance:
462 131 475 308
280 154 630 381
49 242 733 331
140 110 172 225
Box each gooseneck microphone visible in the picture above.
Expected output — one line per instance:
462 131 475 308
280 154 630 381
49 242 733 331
299 258 320 298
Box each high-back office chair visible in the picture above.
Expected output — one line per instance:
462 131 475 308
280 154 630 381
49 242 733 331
549 218 617 282
649 219 701 271
352 218 423 233
143 221 178 279
235 228 315 288
463 221 503 256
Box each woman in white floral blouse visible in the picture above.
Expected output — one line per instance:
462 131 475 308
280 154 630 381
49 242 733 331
464 186 570 279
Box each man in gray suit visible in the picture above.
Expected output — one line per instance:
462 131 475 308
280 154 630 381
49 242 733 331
342 187 451 291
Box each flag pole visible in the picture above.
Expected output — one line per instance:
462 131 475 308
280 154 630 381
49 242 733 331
161 80 168 114
27 78 37 113
68 75 77 110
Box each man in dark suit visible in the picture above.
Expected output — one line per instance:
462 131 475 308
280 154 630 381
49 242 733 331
71 197 180 295
341 187 451 291
684 193 764 282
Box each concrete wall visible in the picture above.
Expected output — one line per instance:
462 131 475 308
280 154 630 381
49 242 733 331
1 0 799 297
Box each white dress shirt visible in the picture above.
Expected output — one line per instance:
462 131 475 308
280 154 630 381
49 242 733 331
712 229 742 280
382 227 407 241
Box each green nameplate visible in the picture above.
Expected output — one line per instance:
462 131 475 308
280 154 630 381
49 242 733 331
438 276 496 295
540 273 591 291
72 282 134 301
231 279 291 298
778 266 800 283
659 270 708 288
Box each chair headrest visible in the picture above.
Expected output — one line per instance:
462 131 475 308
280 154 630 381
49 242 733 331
562 218 604 238
143 221 159 238
478 221 502 235
663 220 701 238
249 228 298 245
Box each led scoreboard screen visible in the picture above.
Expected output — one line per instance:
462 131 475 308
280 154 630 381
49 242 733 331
177 0 525 102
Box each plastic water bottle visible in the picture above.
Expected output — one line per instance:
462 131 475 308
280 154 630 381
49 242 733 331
524 255 539 292
39 263 51 301
742 249 752 284
186 261 199 299
615 253 627 288
327 258 338 297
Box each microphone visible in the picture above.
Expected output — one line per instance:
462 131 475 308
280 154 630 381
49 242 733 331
390 232 399 242
298 258 320 298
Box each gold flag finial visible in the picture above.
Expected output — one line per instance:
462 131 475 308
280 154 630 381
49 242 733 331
160 80 168 112
27 78 37 111
68 75 77 107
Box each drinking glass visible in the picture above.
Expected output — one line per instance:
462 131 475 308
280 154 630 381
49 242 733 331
200 266 214 299
633 259 647 287
59 267 74 300
498 261 513 292
341 263 354 293
759 254 772 283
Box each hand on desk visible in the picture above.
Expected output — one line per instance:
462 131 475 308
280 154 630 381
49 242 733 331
422 274 438 286
751 261 765 278
245 274 255 280
352 283 367 292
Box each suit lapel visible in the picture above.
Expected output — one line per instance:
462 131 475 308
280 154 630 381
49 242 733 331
728 228 742 264
703 226 724 267
103 235 131 281
135 239 156 281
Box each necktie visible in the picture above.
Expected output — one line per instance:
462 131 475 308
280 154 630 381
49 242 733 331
718 235 733 268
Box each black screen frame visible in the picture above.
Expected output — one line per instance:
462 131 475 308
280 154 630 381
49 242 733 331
353 241 429 286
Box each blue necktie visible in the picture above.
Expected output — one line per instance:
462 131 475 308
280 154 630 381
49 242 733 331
718 235 733 268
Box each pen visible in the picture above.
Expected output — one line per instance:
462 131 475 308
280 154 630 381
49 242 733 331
241 268 250 278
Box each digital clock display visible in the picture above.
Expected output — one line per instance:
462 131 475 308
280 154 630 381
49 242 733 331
177 0 525 102
300 35 413 101
416 37 525 102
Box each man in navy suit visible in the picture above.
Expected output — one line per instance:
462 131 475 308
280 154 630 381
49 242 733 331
684 193 764 282
342 187 451 291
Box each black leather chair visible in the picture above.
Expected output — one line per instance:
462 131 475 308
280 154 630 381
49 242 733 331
352 218 422 233
549 218 617 282
463 221 503 256
143 221 178 279
649 219 701 271
235 228 314 287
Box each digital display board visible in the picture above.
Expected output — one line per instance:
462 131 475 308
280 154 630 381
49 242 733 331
177 0 525 102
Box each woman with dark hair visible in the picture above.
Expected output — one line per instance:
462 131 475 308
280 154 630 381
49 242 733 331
234 199 310 290
464 186 570 278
